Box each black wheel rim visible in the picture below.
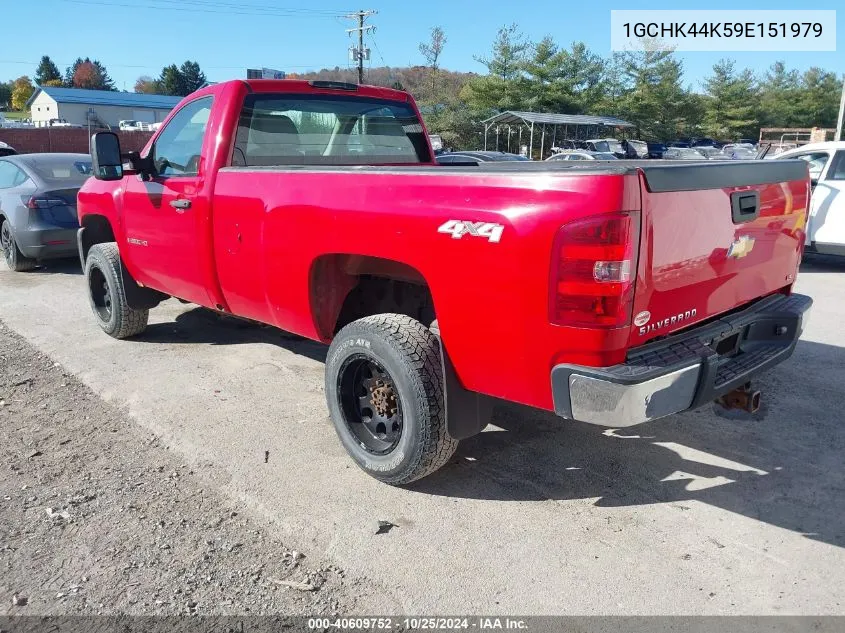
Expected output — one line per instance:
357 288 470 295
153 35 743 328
88 266 112 322
337 354 403 455
1 222 13 266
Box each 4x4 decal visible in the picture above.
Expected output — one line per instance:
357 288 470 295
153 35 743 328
437 220 504 243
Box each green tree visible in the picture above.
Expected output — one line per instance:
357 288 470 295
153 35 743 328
702 59 759 140
11 76 35 111
35 55 62 86
613 48 691 140
796 67 841 128
92 60 116 90
423 105 480 150
758 61 800 129
521 36 574 112
461 24 530 112
158 64 187 96
179 60 207 95
0 81 12 109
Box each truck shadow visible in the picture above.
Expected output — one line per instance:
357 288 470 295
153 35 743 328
412 339 845 549
800 256 845 273
137 306 328 363
132 304 844 548
30 258 82 276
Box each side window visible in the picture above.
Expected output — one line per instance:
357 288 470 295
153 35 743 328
792 152 829 180
0 162 26 189
827 151 845 181
152 96 213 177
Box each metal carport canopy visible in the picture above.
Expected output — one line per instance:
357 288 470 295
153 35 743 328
481 111 634 128
480 110 635 155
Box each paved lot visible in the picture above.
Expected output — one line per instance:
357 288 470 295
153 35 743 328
1 256 844 615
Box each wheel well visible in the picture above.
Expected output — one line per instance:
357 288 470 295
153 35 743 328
80 215 116 263
310 255 435 339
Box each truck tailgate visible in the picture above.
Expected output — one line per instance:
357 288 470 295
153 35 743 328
630 160 809 346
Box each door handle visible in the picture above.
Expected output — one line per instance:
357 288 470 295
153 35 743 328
730 191 760 224
169 199 191 210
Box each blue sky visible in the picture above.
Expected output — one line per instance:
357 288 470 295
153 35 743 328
1 0 842 92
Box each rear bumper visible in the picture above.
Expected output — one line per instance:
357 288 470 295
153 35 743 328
551 293 812 427
16 226 78 260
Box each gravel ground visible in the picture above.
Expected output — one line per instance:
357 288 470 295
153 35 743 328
0 322 365 617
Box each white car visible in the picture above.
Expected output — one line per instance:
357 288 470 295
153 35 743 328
775 141 845 258
662 147 705 160
546 150 618 161
47 118 77 128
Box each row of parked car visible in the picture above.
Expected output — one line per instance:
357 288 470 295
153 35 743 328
434 137 759 164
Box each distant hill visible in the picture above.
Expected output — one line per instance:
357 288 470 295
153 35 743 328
288 65 476 104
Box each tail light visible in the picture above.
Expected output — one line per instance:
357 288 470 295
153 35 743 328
549 212 640 328
25 196 66 209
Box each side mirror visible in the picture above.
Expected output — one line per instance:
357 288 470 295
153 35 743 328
90 132 123 181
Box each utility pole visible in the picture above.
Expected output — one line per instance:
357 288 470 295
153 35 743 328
345 9 376 84
836 74 845 142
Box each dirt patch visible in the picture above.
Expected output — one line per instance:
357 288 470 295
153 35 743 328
0 322 363 616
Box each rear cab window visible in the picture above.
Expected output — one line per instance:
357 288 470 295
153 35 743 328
232 93 431 167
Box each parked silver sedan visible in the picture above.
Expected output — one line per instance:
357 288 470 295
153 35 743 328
0 153 91 271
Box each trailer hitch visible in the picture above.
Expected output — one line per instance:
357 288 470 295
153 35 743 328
716 382 761 414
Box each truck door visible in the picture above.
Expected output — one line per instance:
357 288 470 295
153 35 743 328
122 96 214 304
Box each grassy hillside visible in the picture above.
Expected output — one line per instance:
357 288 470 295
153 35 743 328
288 65 476 105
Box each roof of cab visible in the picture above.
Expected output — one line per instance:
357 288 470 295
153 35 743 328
241 79 411 102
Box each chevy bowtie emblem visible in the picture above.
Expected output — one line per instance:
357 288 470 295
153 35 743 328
728 235 755 259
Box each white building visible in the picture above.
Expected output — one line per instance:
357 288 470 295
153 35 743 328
26 86 182 129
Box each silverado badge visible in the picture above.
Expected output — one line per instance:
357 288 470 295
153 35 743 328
727 235 755 259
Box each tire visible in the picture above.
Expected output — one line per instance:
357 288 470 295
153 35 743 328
325 314 458 485
1 220 37 272
84 243 149 339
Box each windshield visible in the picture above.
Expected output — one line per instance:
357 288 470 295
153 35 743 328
234 94 431 166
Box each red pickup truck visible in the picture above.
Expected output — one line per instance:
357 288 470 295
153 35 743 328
77 79 812 484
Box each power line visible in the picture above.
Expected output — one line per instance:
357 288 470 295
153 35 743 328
56 0 350 18
369 32 388 68
0 59 340 71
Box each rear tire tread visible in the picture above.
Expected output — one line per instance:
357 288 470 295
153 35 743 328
330 314 458 485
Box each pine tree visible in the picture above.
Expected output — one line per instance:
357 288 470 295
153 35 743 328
179 61 207 95
797 67 840 128
758 62 800 129
93 60 116 90
158 65 187 96
35 56 62 86
461 24 530 112
614 49 691 140
703 59 759 140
